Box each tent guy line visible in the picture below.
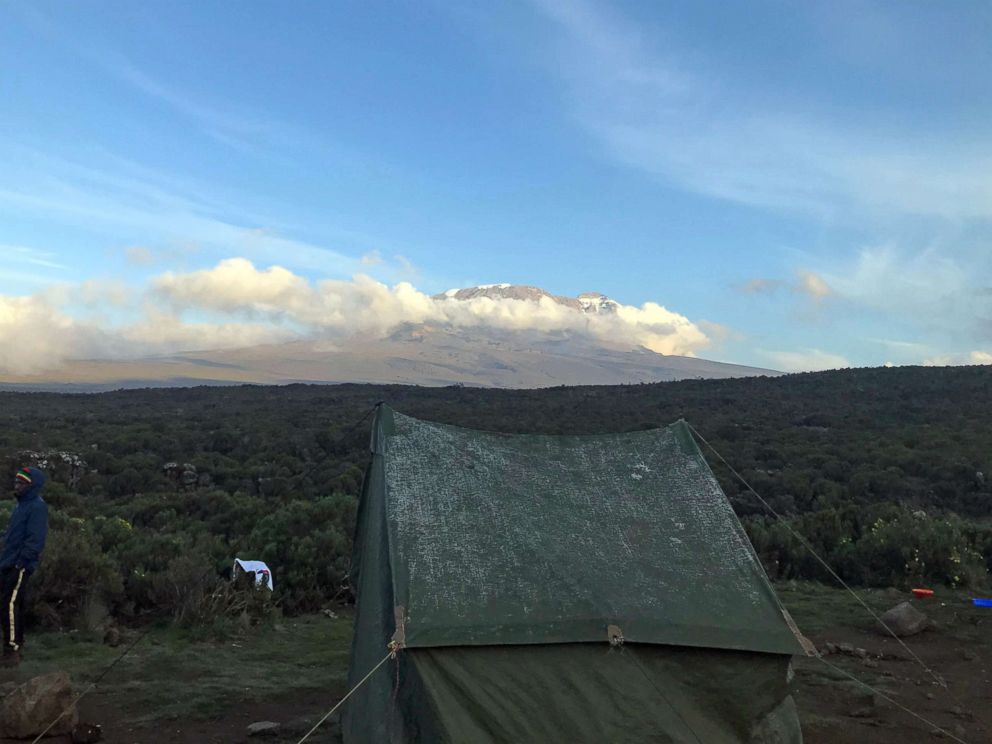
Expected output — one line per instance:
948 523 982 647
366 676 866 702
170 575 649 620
814 656 969 744
30 629 152 744
295 647 396 744
685 421 974 723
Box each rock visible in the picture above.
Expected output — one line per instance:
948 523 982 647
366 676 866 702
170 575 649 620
823 641 837 655
247 721 281 736
103 627 121 647
949 705 972 720
961 649 978 661
838 642 855 655
854 647 868 659
878 601 929 637
322 609 338 619
72 723 103 743
954 724 967 738
926 692 934 700
0 672 79 738
862 657 879 668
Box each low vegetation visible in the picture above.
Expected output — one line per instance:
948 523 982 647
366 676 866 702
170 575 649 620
1 364 990 630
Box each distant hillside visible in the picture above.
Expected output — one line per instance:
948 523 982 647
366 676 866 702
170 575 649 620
1 364 990 627
0 330 778 391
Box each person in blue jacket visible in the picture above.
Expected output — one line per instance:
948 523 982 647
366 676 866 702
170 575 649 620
1 467 48 667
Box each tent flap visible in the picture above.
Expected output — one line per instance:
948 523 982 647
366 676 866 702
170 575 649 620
413 643 801 744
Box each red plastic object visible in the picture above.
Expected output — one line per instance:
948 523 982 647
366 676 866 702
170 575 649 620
911 588 934 598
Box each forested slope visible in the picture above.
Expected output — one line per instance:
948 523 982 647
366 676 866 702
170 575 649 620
1 365 990 627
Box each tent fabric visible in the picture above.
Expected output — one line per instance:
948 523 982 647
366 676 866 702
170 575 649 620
413 644 801 744
378 407 804 655
344 406 806 744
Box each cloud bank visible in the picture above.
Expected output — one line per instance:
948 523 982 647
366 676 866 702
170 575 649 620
0 257 711 374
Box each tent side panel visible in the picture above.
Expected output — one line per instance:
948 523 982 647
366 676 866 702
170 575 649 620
411 644 802 744
343 453 402 743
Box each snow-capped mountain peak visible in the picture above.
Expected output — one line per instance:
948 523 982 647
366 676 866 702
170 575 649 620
436 284 618 314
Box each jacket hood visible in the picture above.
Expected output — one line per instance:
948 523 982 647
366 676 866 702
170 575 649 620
17 466 47 501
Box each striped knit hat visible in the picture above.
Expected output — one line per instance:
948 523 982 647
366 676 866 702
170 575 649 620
15 468 32 484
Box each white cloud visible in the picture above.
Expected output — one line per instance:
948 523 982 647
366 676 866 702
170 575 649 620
360 250 383 266
924 350 992 367
153 258 711 356
0 257 714 373
0 279 288 374
0 294 102 374
763 348 849 373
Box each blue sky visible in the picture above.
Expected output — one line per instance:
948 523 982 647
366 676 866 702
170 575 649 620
2 0 991 373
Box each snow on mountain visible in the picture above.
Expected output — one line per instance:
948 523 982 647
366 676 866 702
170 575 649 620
436 284 618 315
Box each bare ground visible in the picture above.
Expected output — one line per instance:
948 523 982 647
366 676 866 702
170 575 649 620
1 586 989 743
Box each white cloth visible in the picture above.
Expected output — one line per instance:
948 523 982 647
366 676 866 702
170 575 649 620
233 559 274 591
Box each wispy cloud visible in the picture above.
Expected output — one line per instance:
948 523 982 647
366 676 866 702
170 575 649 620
0 148 366 277
797 271 833 300
125 246 155 266
738 271 833 301
823 244 992 340
924 350 992 367
3 245 69 271
0 245 70 288
763 348 849 373
532 0 992 220
105 55 304 156
739 278 785 296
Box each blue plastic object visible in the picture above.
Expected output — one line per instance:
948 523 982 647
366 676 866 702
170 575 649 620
973 598 992 608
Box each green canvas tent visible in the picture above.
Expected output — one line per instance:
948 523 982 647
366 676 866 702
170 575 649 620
344 405 811 743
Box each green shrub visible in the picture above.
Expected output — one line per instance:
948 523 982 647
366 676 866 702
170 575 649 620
28 515 125 629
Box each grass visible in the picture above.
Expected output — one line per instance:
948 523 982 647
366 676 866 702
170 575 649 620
776 581 991 735
7 613 353 725
776 580 990 643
